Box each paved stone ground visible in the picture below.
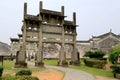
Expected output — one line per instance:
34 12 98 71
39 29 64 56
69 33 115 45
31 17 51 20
27 61 95 80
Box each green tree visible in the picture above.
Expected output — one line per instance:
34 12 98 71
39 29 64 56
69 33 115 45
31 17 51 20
108 45 120 64
84 50 105 58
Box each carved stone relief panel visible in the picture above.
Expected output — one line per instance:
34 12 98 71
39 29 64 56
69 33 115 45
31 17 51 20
42 43 61 58
43 25 62 33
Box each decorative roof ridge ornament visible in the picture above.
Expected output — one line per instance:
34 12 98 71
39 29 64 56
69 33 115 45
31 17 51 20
110 28 112 33
109 28 112 36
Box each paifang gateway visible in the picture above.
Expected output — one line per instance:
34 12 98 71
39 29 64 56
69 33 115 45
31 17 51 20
10 1 120 68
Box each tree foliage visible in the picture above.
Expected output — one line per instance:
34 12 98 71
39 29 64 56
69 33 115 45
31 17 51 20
84 50 105 58
108 45 120 64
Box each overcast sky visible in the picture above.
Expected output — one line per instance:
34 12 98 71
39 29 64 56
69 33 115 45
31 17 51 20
0 0 120 44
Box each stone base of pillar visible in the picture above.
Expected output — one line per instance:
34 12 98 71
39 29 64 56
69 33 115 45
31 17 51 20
57 60 68 67
35 61 44 67
14 61 27 68
70 60 80 66
27 58 30 61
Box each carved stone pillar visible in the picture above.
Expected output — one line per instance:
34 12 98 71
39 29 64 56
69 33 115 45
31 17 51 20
70 12 80 65
58 11 68 66
35 1 44 67
15 21 27 68
58 6 68 67
70 44 80 65
15 3 27 68
35 23 44 67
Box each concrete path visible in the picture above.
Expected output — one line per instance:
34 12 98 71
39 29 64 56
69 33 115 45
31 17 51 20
27 61 96 80
45 65 95 80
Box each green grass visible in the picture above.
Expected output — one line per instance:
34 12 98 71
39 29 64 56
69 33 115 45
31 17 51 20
70 65 113 77
31 59 59 66
0 60 44 73
1 60 15 70
43 59 71 66
43 59 59 66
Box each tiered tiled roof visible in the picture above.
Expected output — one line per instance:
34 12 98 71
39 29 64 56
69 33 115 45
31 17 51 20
10 38 19 42
18 34 22 37
64 20 74 25
92 32 120 39
41 9 64 16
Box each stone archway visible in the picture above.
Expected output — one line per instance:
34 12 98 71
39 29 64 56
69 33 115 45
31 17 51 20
13 1 79 68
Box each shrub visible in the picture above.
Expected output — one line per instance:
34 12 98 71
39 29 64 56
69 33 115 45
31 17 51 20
84 59 106 69
16 70 32 76
84 51 93 58
1 75 39 80
108 45 120 64
84 50 105 59
0 66 3 77
110 64 120 74
110 64 120 78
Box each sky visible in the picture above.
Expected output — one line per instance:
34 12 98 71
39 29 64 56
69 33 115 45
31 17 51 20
0 0 120 44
